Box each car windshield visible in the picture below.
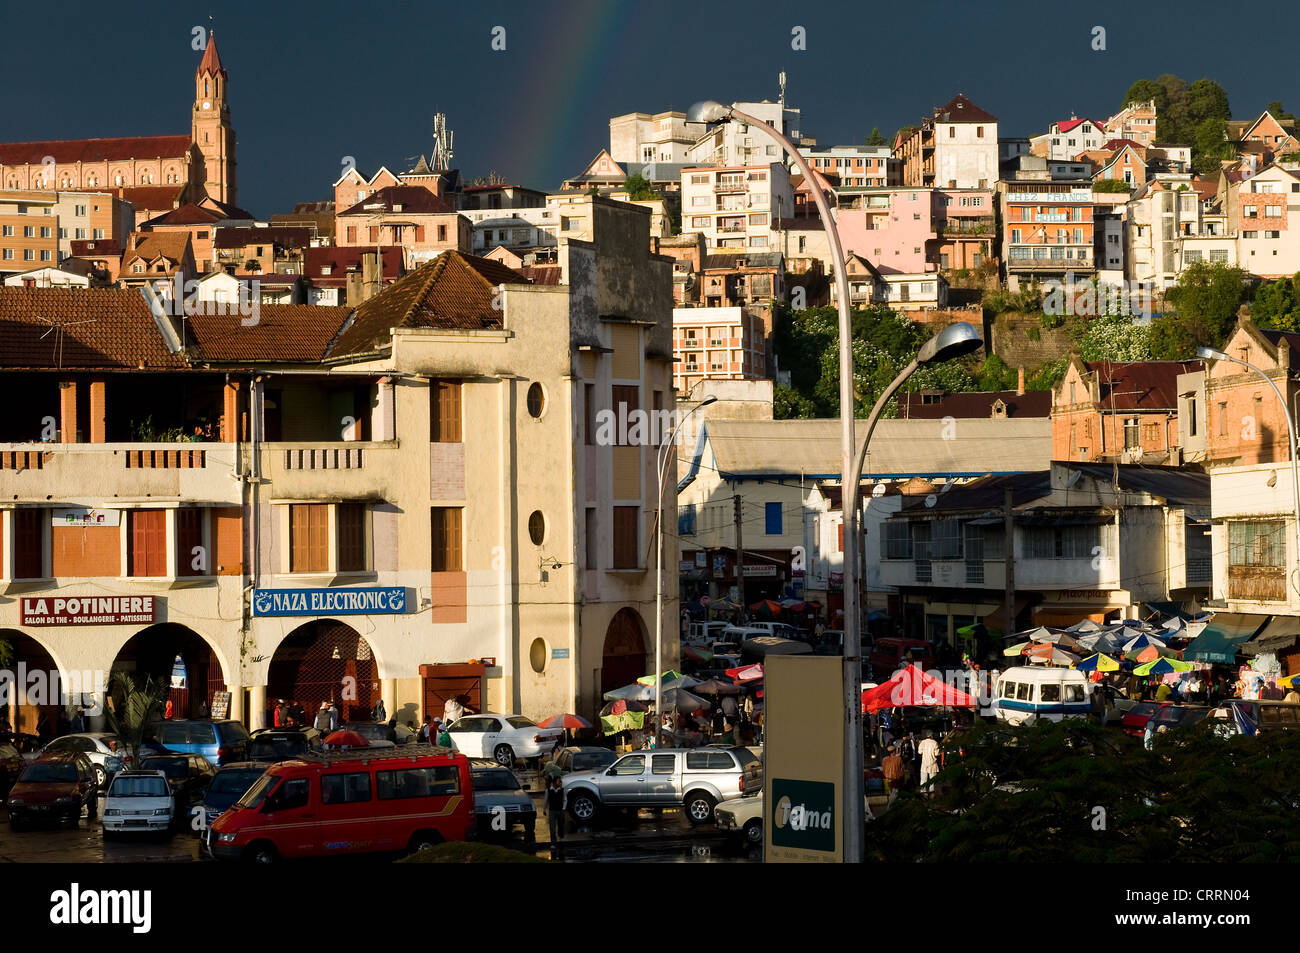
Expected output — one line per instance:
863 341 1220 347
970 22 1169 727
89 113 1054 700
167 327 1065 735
208 770 265 796
110 775 169 797
1131 703 1158 717
472 769 521 792
236 773 279 811
20 763 77 783
142 757 189 780
505 717 536 730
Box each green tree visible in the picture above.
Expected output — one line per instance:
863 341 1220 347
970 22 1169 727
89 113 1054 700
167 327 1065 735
1192 118 1234 175
974 354 1019 392
1092 178 1131 193
1026 356 1068 391
105 670 170 768
1124 74 1232 171
622 172 658 202
1252 275 1300 332
1122 79 1168 112
865 126 887 147
1185 78 1232 123
1165 260 1250 347
1076 315 1152 361
1268 101 1296 122
1148 313 1199 360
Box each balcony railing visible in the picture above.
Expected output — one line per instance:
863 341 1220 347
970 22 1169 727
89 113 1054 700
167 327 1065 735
1228 565 1286 602
718 224 746 233
714 180 748 192
279 446 368 470
942 220 994 236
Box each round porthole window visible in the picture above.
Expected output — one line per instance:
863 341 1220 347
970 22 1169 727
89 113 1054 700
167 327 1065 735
529 510 546 545
527 382 546 418
530 638 547 673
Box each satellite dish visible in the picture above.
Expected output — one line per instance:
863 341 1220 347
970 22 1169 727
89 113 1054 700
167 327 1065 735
871 484 886 498
925 494 938 508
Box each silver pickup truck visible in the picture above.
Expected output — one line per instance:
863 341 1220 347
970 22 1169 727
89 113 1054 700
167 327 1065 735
560 747 762 825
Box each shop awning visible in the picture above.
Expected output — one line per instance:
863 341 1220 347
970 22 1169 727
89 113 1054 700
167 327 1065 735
1241 617 1300 656
1184 613 1269 664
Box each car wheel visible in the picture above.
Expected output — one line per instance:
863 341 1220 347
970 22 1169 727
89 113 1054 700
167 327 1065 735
8 816 23 832
523 819 536 843
409 830 443 853
569 791 597 823
743 818 763 844
684 792 716 825
87 794 98 820
493 744 515 767
93 764 106 789
246 842 278 864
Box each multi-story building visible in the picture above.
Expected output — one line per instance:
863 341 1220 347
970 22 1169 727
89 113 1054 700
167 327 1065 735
0 190 133 272
672 306 767 392
1051 356 1202 464
679 164 793 251
1228 111 1300 168
1127 175 1233 286
1233 164 1300 278
137 199 255 273
837 187 937 275
301 246 404 306
117 231 197 288
212 225 312 276
685 99 809 169
610 111 703 165
800 145 900 187
1031 117 1110 161
1105 99 1158 147
335 185 470 268
895 94 999 190
1000 166 1096 289
0 202 675 736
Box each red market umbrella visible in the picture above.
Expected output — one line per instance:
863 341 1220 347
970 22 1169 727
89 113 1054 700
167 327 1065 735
861 664 977 713
538 713 592 730
725 663 764 683
323 730 369 748
600 699 648 717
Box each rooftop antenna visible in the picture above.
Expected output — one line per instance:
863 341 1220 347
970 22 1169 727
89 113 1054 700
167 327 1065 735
34 313 98 370
431 113 455 171
779 71 787 108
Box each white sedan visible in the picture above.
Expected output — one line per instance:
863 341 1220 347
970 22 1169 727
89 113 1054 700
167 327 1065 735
444 714 562 767
33 733 126 789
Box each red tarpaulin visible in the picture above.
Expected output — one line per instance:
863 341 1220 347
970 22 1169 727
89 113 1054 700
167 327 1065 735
725 663 764 683
861 664 977 713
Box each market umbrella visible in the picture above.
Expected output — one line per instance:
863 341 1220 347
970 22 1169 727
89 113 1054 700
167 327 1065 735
1133 657 1193 676
600 709 646 734
600 699 648 716
638 670 686 686
323 730 368 748
1136 644 1160 663
661 687 711 713
1003 641 1031 657
1031 630 1083 650
603 682 655 703
1279 673 1300 689
1066 619 1104 634
538 713 592 731
691 678 742 695
862 664 977 713
683 645 714 663
725 663 764 682
1123 633 1166 653
1077 631 1126 653
749 599 783 620
1024 643 1079 665
1075 653 1120 672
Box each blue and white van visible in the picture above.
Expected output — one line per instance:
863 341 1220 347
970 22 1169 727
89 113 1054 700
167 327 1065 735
994 667 1092 725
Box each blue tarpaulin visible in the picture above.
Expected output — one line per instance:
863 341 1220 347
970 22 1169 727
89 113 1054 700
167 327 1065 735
1183 613 1269 664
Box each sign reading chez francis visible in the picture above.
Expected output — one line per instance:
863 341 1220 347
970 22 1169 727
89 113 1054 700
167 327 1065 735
22 596 157 626
252 587 408 617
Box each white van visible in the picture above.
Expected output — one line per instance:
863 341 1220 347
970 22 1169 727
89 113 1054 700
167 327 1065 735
994 667 1092 726
686 621 729 646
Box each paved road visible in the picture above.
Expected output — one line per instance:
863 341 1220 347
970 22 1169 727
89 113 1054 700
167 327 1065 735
0 807 202 863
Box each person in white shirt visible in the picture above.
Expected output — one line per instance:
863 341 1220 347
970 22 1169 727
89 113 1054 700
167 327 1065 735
917 730 941 794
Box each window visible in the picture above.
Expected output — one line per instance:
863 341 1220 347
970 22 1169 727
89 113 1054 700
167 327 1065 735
651 754 675 775
612 506 639 569
528 510 546 546
612 755 645 776
526 382 545 418
586 508 598 568
948 127 955 138
1265 205 1281 218
977 126 984 138
321 772 372 805
92 228 104 240
678 504 696 536
1024 524 1101 559
0 225 10 236
438 224 447 242
430 507 463 572
74 204 86 216
1124 417 1139 450
430 380 462 442
376 765 460 799
1210 250 1228 263
1040 683 1061 702
1229 521 1284 568
1244 206 1258 218
611 385 639 446
765 502 783 535
883 521 912 560
39 226 51 238
13 509 44 578
1188 396 1198 437
337 502 367 572
1184 250 1203 263
931 519 962 560
23 226 33 237
1218 402 1228 437
177 507 205 577
290 504 329 573
128 509 167 576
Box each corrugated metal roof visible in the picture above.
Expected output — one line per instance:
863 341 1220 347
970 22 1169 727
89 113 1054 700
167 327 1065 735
702 417 1052 479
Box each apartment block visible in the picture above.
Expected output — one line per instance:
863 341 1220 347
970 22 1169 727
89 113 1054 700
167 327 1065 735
895 94 999 190
680 163 794 251
800 145 901 187
672 306 767 392
1001 172 1096 289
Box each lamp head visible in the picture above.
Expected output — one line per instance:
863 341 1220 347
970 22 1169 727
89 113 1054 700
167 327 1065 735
917 322 983 365
698 395 718 407
686 101 731 124
1195 346 1230 362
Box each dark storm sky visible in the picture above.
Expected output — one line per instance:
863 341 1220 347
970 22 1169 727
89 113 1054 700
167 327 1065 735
3 0 1297 217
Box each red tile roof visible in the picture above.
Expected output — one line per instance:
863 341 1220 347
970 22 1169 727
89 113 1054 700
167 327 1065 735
937 94 997 124
185 304 352 363
1084 360 1202 410
303 246 404 284
1057 118 1104 133
140 203 224 227
0 136 192 166
196 33 227 77
213 226 312 250
69 239 123 257
0 288 190 369
518 265 562 285
329 251 527 357
898 389 1051 419
338 185 456 216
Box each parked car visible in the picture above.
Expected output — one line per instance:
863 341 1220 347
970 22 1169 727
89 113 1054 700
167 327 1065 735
551 746 617 776
469 761 536 841
102 770 174 836
686 621 730 646
1148 704 1210 732
561 746 762 826
344 721 413 747
35 733 125 789
716 792 873 846
1121 701 1172 738
445 713 563 767
0 743 28 797
200 762 269 830
748 622 802 642
144 719 250 766
5 752 99 829
207 746 474 862
247 728 322 763
140 754 216 824
867 638 936 679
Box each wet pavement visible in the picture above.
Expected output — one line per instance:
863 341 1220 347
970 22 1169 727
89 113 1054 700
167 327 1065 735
0 807 203 863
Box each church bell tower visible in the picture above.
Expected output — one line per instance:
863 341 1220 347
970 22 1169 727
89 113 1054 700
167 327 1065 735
192 32 237 205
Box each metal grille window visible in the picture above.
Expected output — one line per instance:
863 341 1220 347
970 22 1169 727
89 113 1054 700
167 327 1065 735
678 504 697 536
1229 521 1285 568
883 521 912 560
931 519 962 559
1023 523 1101 559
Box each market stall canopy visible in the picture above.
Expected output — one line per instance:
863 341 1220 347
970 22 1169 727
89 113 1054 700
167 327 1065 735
725 663 764 682
603 682 655 703
1076 653 1120 672
1241 617 1299 657
862 664 977 713
741 636 812 658
1183 613 1269 664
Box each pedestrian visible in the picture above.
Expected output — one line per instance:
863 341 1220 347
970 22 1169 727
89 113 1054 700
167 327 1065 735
372 698 387 723
437 721 453 748
720 692 739 725
198 700 209 719
1286 686 1300 705
290 700 306 726
711 705 725 736
918 730 940 794
314 702 333 733
1155 681 1172 703
418 715 433 743
273 699 286 728
164 697 173 720
328 699 340 733
881 744 905 802
544 776 567 851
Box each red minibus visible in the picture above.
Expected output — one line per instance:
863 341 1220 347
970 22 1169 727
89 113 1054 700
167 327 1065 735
206 745 474 862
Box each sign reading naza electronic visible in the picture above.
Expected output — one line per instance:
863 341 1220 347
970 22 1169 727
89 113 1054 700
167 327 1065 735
252 587 408 617
770 778 836 853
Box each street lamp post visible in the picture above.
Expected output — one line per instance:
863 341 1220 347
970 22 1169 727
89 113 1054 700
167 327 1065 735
1196 346 1300 595
655 395 718 747
689 99 859 859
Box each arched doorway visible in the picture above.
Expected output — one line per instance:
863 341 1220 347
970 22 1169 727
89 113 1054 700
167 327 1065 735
113 624 225 720
600 608 648 700
267 620 377 727
1 630 61 744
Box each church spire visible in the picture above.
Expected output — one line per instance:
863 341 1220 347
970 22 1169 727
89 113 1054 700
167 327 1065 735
197 32 227 78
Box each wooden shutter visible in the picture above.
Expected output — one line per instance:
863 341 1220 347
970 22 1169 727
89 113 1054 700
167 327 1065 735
431 507 463 572
415 225 425 242
430 380 462 442
368 226 378 242
129 509 167 577
177 507 204 577
337 502 367 572
290 504 329 572
612 506 639 569
611 385 639 446
14 508 44 579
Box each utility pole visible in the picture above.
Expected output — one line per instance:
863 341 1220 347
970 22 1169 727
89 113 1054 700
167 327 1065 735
1004 486 1016 640
734 495 745 612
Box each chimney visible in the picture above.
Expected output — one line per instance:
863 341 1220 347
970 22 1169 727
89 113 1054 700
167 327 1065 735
1017 365 1026 396
1280 336 1291 373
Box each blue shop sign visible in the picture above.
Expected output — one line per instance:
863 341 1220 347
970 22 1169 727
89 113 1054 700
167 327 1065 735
253 587 408 617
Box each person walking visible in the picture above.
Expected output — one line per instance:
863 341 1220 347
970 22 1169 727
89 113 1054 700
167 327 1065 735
327 699 340 732
371 698 387 723
314 703 333 734
544 776 568 852
918 730 940 795
881 744 905 803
